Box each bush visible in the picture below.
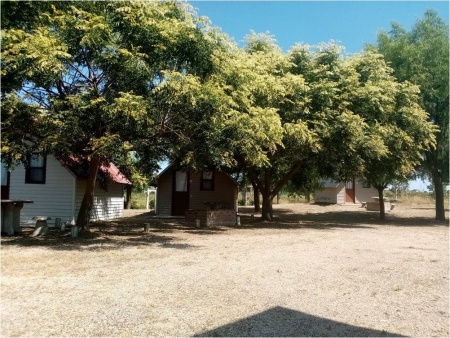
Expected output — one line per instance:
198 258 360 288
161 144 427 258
131 199 146 209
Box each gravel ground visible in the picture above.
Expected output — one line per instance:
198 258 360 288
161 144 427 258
1 203 448 337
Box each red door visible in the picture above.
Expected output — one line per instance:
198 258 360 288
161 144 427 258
345 180 355 203
172 171 189 215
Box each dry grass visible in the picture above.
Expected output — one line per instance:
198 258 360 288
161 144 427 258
1 203 448 337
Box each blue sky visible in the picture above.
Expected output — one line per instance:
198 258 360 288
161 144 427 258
190 1 449 54
187 1 448 191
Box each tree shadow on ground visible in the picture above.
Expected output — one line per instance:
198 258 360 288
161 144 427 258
1 215 203 251
238 205 447 229
0 210 232 250
2 205 445 249
194 306 404 337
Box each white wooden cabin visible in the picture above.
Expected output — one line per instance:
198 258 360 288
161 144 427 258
3 155 131 225
314 179 378 204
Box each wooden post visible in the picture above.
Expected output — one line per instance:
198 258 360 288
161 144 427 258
71 225 78 238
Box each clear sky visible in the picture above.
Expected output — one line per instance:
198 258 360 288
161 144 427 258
188 1 449 191
190 1 449 54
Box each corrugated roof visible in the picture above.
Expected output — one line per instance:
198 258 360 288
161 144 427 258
57 156 132 185
320 179 340 188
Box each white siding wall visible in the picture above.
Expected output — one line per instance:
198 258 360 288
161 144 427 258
314 188 338 203
316 181 367 204
75 180 125 221
9 155 76 223
336 182 346 204
355 180 378 203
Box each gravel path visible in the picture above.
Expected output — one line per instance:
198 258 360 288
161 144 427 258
1 203 448 337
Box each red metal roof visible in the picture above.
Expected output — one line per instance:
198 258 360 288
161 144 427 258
57 156 132 185
99 161 132 185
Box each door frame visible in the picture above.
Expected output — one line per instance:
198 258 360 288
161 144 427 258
171 170 190 215
345 179 356 203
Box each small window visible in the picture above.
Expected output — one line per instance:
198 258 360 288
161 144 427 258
26 154 46 184
201 170 214 191
363 180 371 188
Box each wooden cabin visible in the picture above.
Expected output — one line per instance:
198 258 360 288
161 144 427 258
154 165 238 216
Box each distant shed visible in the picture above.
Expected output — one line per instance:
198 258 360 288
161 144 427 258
314 179 378 204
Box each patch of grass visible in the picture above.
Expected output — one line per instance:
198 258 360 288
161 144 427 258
386 191 448 208
279 194 310 204
131 191 155 210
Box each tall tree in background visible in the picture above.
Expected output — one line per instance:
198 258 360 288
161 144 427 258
1 1 224 230
346 52 436 220
373 10 449 220
194 36 380 220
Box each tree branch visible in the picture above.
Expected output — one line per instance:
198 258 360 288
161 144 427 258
66 61 90 83
271 161 304 196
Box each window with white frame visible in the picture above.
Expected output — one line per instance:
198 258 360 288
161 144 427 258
25 154 46 184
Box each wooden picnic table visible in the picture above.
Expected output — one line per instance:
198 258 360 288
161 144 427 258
1 200 33 235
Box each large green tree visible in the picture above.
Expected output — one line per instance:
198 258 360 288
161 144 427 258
185 33 436 221
1 1 224 229
183 36 372 220
345 52 436 220
372 10 449 220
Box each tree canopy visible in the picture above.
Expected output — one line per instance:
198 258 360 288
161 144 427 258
1 2 440 224
1 0 229 229
176 32 436 220
371 9 449 220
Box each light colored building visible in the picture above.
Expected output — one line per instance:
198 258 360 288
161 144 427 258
314 179 378 204
2 155 131 225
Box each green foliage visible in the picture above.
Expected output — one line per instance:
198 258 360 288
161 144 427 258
237 199 246 206
388 178 410 199
2 3 440 223
1 0 224 164
130 191 154 210
1 1 227 228
347 51 436 186
371 10 449 219
174 30 436 220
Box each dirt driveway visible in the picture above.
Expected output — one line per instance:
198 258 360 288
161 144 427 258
1 203 448 337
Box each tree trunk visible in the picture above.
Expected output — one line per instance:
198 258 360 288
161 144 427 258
252 180 260 212
124 185 132 209
431 169 446 221
76 154 101 231
242 160 304 219
378 187 385 221
261 169 274 221
261 191 274 221
242 187 248 206
305 193 311 203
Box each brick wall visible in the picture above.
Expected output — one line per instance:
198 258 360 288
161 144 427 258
185 209 237 227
